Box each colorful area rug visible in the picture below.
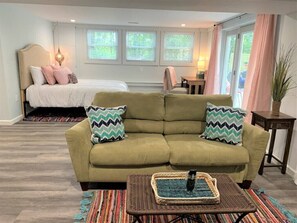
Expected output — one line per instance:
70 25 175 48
23 107 86 122
74 189 297 223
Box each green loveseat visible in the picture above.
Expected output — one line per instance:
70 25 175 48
65 92 269 191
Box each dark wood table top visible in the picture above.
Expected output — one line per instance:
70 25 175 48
126 174 256 215
181 76 205 82
252 111 296 120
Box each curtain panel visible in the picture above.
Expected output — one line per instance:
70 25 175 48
242 14 277 122
204 25 222 95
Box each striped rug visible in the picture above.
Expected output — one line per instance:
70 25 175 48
23 107 86 122
24 116 85 122
74 189 297 223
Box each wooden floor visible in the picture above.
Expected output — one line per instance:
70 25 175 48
0 121 296 223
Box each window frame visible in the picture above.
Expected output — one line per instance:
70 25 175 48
123 29 159 65
160 30 198 66
85 28 122 64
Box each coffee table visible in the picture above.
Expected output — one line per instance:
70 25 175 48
126 174 256 223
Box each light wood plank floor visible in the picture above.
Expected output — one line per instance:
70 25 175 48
0 121 296 223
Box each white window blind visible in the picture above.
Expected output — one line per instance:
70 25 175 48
163 32 194 62
126 31 156 61
87 30 118 60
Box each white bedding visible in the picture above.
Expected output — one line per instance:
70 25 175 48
26 79 129 107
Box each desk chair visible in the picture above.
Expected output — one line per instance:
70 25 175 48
163 67 188 94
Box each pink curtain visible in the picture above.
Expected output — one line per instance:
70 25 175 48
204 25 222 95
242 14 277 122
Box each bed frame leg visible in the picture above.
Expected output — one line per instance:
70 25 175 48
21 90 27 118
23 101 27 118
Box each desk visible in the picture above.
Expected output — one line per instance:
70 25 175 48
181 76 205 94
251 111 296 175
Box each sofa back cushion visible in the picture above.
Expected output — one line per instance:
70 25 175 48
92 92 165 133
123 119 164 134
164 94 233 134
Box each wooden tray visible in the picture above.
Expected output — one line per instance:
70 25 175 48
151 172 220 205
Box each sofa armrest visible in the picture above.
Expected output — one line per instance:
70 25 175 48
65 119 93 182
242 123 270 181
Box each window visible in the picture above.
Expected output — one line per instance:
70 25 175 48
125 31 157 62
161 32 195 65
84 27 198 66
87 29 119 61
220 25 254 108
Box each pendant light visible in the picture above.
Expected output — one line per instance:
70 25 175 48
55 22 64 66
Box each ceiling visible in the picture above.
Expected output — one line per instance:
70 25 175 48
1 0 296 28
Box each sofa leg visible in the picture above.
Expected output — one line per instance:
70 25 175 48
238 180 252 189
80 182 89 191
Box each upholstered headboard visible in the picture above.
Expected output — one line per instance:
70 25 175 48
18 44 50 116
18 44 50 90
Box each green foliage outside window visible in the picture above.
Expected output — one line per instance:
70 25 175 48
164 33 194 61
87 30 118 60
126 32 156 61
242 32 253 54
226 31 254 74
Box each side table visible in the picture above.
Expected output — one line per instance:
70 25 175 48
251 111 296 175
181 76 205 94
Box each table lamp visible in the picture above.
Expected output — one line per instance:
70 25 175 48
196 59 206 79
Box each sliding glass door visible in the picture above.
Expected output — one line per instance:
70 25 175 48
220 25 254 108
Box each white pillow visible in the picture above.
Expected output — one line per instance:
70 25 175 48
30 66 47 85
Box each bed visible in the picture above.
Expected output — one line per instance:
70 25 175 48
18 44 129 116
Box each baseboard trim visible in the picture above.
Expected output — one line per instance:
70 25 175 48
126 82 163 87
126 82 163 92
0 115 23 125
270 155 297 184
286 166 297 185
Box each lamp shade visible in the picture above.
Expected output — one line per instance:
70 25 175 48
197 60 206 71
55 48 64 66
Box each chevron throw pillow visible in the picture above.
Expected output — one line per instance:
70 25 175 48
85 105 127 143
200 103 246 145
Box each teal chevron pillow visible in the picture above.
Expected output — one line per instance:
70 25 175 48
85 105 127 143
200 103 246 145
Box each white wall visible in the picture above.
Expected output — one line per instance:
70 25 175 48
55 23 211 90
273 14 297 184
0 38 9 120
0 4 53 122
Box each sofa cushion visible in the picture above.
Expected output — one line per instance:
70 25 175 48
85 105 126 143
200 103 246 145
90 133 170 166
123 119 164 134
164 94 232 121
165 134 249 166
92 92 165 120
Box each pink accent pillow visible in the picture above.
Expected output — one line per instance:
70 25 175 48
53 67 72 85
41 65 56 85
51 64 61 70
